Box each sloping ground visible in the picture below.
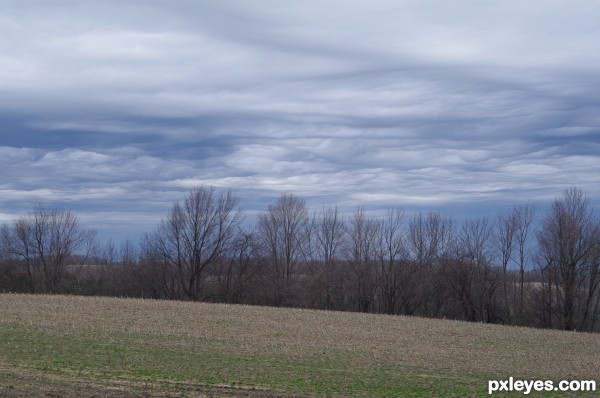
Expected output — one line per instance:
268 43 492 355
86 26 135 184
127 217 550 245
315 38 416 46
0 294 598 397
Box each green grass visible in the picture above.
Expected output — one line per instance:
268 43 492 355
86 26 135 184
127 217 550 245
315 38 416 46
0 294 598 397
0 323 473 396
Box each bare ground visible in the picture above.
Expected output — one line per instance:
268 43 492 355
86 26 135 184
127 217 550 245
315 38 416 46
1 294 599 397
0 365 304 398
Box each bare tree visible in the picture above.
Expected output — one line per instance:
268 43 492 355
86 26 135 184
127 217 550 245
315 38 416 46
376 208 406 315
344 207 380 312
142 187 242 301
312 206 346 309
315 206 345 265
495 208 517 322
257 193 309 305
406 212 454 316
537 188 599 331
407 212 454 268
589 242 600 331
446 217 499 322
513 203 536 321
213 229 256 304
0 205 95 293
119 239 139 267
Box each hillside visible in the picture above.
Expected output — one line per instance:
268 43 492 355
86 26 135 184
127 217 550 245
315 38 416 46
0 294 598 397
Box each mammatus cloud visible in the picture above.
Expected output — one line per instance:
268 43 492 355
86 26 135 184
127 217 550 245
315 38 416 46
0 1 599 240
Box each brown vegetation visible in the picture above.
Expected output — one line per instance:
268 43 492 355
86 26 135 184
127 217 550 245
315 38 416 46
1 294 599 396
1 187 599 332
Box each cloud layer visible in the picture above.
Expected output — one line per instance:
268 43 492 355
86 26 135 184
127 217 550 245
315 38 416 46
1 1 599 239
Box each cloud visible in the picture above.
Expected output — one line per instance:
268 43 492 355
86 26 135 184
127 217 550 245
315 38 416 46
0 0 599 240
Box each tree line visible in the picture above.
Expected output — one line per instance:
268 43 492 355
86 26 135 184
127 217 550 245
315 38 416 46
1 187 599 332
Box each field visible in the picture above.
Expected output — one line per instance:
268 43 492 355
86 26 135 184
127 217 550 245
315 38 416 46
0 294 598 397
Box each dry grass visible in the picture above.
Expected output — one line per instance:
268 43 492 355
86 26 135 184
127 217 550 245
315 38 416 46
0 293 599 397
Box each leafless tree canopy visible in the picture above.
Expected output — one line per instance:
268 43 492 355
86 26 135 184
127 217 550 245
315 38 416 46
1 205 95 293
140 187 242 301
537 188 600 331
1 186 599 332
309 206 345 309
257 193 309 305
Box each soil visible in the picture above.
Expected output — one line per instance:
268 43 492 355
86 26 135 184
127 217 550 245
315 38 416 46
0 366 305 398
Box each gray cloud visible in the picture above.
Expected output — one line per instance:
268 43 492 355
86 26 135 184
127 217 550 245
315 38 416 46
1 0 599 240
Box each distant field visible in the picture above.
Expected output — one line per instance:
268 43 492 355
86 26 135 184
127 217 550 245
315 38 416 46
0 294 598 397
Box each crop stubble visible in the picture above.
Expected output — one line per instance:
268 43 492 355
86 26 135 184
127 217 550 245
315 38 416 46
0 294 598 397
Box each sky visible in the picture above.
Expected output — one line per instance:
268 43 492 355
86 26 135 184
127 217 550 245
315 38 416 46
1 1 599 241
